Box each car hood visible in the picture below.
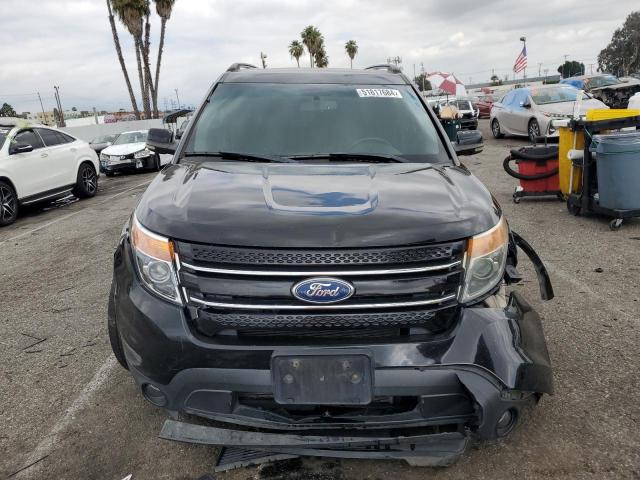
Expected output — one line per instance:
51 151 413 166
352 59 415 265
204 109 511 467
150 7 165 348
135 162 500 247
102 142 146 156
538 98 608 116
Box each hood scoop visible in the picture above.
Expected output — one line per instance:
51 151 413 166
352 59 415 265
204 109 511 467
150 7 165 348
262 165 378 215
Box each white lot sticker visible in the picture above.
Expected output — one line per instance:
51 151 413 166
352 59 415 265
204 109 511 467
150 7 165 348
356 88 402 98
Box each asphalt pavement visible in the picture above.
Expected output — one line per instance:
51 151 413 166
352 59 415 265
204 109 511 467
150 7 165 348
1 121 639 479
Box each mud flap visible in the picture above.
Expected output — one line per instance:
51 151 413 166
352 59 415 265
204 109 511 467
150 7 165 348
510 231 554 301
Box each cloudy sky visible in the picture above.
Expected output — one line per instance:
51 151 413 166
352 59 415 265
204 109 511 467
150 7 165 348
1 0 637 113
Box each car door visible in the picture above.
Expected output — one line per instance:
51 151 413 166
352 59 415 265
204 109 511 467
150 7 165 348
510 90 531 135
5 129 50 198
35 128 77 188
495 91 515 132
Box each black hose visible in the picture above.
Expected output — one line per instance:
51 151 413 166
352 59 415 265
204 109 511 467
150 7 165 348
503 155 559 180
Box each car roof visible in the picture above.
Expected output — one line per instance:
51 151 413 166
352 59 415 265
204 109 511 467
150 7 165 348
220 67 410 85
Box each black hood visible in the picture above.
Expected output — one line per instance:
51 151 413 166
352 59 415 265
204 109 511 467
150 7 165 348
135 162 500 248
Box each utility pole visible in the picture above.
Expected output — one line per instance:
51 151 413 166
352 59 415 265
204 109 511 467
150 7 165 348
544 68 549 84
174 88 180 109
387 56 402 68
37 92 46 123
53 85 65 127
413 64 416 82
562 54 569 78
260 52 267 69
420 63 425 92
538 63 542 77
589 63 594 74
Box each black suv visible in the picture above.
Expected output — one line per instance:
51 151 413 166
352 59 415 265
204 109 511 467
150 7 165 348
108 64 554 466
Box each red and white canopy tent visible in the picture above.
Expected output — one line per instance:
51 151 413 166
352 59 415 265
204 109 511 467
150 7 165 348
426 72 467 97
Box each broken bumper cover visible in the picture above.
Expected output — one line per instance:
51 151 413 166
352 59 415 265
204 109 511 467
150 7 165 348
112 239 553 462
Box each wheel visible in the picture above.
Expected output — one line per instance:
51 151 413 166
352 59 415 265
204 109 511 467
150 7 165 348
491 119 504 139
528 119 541 143
513 194 521 204
150 154 161 172
73 163 98 198
108 284 128 370
566 198 581 216
609 218 623 231
0 180 18 227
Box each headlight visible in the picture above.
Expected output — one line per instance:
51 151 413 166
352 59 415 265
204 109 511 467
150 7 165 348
130 216 182 304
100 153 108 161
459 217 509 303
134 148 152 159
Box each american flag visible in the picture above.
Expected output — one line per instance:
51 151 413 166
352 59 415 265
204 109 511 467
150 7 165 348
513 45 527 73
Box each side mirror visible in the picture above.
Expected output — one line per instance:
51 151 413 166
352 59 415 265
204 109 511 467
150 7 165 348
147 128 176 154
521 100 531 109
11 143 34 154
453 130 484 156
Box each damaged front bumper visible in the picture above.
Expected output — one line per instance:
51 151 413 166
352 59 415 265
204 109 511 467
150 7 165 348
112 230 554 466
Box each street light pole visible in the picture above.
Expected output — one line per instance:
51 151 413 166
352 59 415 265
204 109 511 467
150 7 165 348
174 88 180 109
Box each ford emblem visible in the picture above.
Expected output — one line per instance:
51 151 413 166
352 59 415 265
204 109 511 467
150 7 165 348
292 277 355 304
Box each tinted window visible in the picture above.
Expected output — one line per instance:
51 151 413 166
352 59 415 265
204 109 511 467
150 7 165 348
13 129 44 150
187 83 449 164
37 128 66 147
59 132 76 143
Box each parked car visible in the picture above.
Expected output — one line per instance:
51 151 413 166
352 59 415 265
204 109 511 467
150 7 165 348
560 74 640 109
628 92 640 110
99 130 160 176
476 94 499 119
445 98 479 129
0 118 98 226
89 134 118 155
109 64 554 466
490 84 608 142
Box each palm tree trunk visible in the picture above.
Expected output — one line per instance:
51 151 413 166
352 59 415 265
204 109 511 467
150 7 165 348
154 17 167 115
350 58 353 69
135 35 151 119
106 0 140 119
296 57 300 67
142 10 158 118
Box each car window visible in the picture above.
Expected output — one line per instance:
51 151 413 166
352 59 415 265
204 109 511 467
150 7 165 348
13 129 45 150
0 127 9 150
59 132 76 143
187 83 450 164
530 86 589 105
36 128 69 147
113 131 148 145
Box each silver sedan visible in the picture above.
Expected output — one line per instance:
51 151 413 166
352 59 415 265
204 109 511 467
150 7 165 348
490 84 607 142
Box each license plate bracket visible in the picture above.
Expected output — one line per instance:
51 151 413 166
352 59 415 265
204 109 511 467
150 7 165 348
271 349 373 406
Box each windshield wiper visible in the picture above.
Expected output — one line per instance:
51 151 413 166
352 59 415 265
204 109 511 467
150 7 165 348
289 152 407 163
182 151 294 163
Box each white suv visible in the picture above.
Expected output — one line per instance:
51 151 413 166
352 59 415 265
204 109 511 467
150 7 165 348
0 118 99 226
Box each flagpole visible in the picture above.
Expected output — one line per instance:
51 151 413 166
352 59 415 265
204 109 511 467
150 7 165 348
520 36 527 86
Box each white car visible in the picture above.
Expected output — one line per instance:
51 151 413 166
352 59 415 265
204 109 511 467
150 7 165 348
99 130 160 176
628 92 640 110
0 118 99 226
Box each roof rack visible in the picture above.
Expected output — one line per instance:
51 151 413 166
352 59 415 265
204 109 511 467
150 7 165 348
226 63 258 72
364 64 402 74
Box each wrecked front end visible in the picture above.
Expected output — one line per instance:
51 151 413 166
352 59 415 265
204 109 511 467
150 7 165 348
590 80 640 109
110 222 554 468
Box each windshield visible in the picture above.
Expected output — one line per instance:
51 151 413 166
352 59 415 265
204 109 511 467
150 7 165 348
112 131 147 145
587 75 619 88
186 84 449 164
91 134 117 143
531 87 589 105
0 128 9 150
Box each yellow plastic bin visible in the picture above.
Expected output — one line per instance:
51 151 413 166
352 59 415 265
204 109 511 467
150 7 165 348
555 120 583 196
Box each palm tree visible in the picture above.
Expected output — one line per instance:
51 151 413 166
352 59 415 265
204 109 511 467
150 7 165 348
153 0 175 115
345 40 358 69
106 0 140 119
288 40 305 67
112 0 151 118
314 39 328 68
301 26 322 67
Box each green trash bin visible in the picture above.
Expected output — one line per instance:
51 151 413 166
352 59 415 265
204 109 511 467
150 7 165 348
591 132 640 211
441 119 461 142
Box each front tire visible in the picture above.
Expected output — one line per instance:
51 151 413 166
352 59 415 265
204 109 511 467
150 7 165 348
491 118 504 139
528 119 541 143
73 163 98 198
0 180 18 227
108 283 128 370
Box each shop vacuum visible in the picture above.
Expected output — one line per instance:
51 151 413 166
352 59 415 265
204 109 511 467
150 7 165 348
503 145 562 203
